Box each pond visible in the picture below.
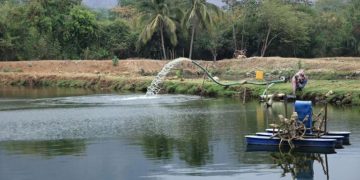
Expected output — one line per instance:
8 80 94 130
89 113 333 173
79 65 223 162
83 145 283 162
0 87 359 180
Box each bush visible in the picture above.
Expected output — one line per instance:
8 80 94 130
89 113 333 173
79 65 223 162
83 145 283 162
112 56 119 66
175 69 183 79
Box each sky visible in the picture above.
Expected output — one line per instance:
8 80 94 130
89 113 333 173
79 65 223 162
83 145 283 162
83 0 226 9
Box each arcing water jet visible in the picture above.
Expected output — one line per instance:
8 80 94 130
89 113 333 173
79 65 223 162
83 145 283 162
146 57 286 95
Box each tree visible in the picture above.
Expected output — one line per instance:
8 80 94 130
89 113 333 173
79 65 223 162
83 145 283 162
222 0 243 52
311 0 351 56
258 0 310 57
0 1 33 60
97 19 134 58
137 0 181 59
346 0 360 55
63 6 98 58
197 14 226 61
183 0 221 59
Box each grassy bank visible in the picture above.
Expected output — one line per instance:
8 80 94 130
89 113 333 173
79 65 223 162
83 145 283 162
1 72 360 105
1 58 360 105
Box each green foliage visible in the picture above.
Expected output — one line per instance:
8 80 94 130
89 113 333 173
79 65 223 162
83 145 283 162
175 69 183 79
137 0 182 59
257 0 311 56
0 66 22 72
112 56 119 66
195 13 227 61
0 0 131 60
183 0 221 59
0 0 359 60
297 60 303 70
64 6 98 57
97 19 134 59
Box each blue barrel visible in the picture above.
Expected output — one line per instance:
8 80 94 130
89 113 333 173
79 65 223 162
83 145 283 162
294 101 312 133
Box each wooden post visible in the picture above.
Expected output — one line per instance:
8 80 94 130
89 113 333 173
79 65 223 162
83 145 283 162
284 94 288 119
325 154 329 180
243 87 246 104
324 102 328 133
200 64 208 98
265 104 269 129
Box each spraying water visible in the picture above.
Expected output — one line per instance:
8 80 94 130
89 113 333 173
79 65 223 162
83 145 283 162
146 57 191 96
145 57 287 96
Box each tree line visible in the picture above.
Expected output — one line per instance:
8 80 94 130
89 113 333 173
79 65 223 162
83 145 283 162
0 0 359 61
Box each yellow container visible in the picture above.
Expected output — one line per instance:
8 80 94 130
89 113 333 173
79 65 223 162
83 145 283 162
255 70 264 80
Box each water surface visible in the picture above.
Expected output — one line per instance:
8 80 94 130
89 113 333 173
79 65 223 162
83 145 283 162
0 87 359 180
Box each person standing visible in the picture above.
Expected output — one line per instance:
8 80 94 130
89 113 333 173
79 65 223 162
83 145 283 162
292 70 308 95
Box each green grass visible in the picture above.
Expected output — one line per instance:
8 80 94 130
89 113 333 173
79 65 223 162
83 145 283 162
1 67 23 73
2 73 360 105
160 79 360 105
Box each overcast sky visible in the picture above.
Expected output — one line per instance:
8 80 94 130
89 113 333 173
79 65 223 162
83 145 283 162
83 0 226 9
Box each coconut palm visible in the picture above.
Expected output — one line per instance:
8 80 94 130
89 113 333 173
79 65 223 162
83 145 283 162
184 0 221 59
137 0 181 59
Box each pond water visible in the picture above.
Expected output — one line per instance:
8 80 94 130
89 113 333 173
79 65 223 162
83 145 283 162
0 87 359 180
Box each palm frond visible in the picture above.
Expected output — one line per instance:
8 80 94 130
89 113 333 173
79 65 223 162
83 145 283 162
164 16 177 45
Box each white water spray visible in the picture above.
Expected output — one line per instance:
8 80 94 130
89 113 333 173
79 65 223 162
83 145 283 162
146 57 191 96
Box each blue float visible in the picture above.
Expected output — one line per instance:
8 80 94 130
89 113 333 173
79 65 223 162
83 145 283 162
294 101 312 133
245 135 337 148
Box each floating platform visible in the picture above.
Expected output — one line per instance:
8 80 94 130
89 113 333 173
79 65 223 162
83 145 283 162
246 144 336 154
321 135 344 148
245 135 337 149
265 129 351 145
265 128 281 133
327 131 351 145
256 132 344 148
247 101 351 152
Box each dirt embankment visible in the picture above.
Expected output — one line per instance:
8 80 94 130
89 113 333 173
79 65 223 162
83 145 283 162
1 57 360 77
1 57 360 105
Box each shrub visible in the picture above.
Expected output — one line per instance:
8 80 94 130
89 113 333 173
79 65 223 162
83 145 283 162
112 56 119 66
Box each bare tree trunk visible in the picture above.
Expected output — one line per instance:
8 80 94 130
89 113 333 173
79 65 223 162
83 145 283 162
171 48 175 59
233 25 237 51
160 26 167 60
211 49 217 62
261 27 271 57
169 47 172 59
241 15 246 50
189 25 195 59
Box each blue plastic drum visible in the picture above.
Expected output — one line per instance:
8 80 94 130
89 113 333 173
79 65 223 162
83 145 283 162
295 101 313 133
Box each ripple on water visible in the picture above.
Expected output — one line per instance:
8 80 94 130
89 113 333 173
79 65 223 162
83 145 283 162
0 94 202 141
0 94 201 110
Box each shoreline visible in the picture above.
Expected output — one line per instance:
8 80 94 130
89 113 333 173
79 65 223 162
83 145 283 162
1 57 360 105
0 72 359 105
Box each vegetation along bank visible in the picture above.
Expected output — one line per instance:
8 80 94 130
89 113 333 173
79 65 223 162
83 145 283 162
1 0 359 61
1 57 360 105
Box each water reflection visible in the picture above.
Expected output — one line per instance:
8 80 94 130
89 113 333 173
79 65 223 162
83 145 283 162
247 146 331 180
141 133 174 160
138 117 212 166
0 139 86 157
271 151 329 180
0 86 100 99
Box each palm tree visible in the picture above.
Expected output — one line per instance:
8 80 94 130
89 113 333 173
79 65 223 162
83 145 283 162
183 0 221 59
137 0 180 59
